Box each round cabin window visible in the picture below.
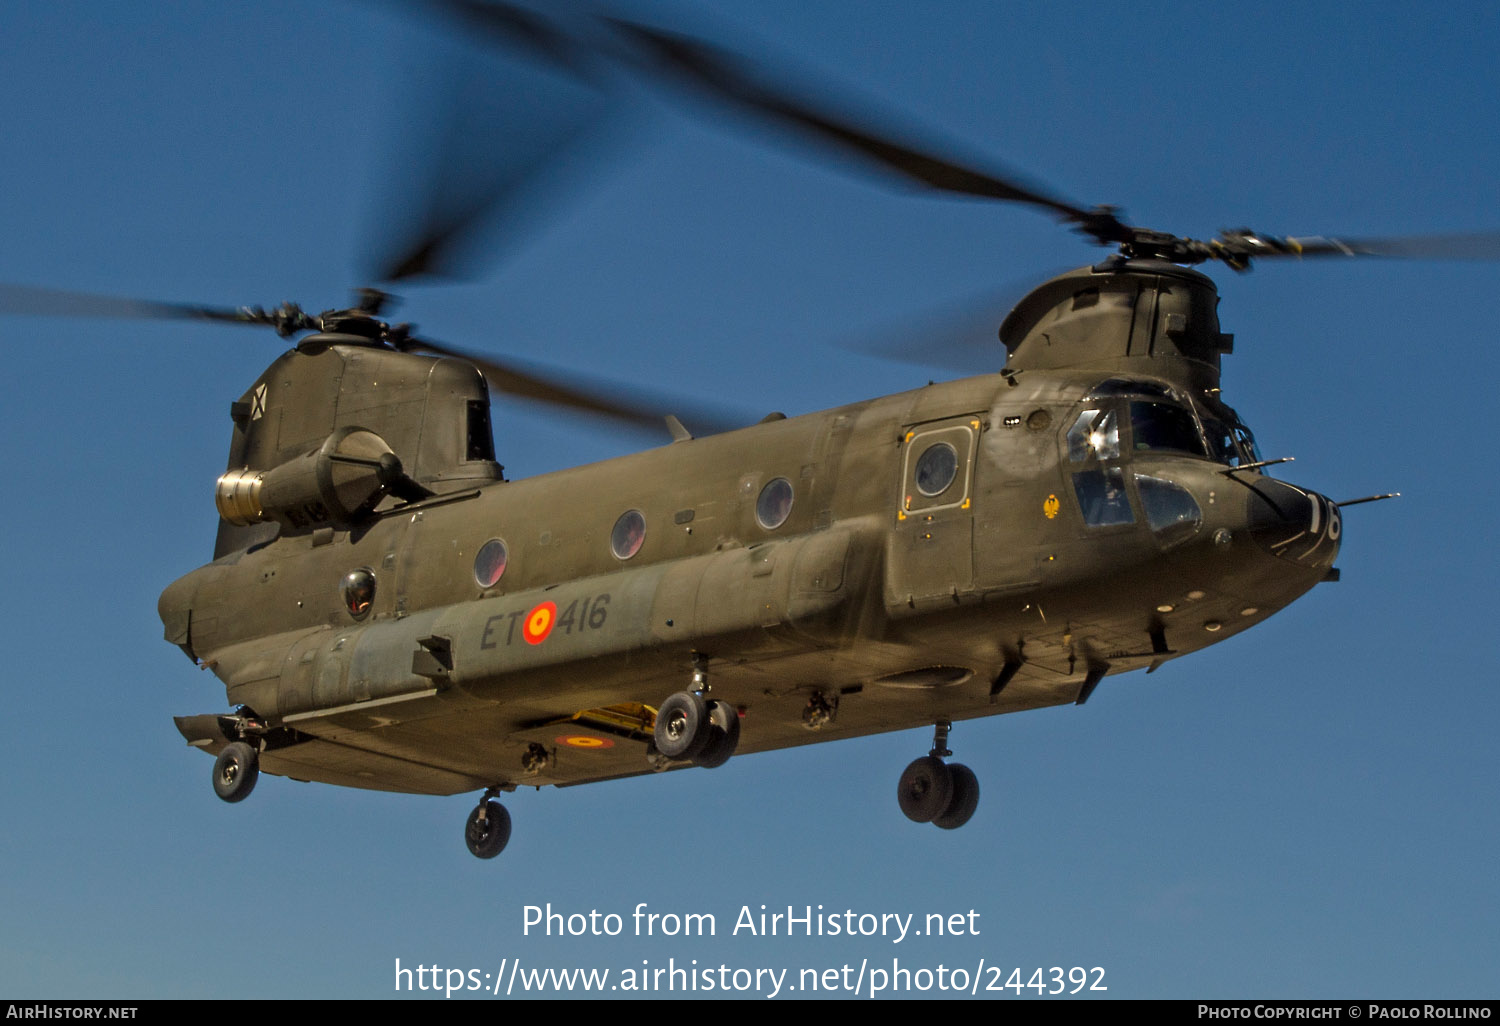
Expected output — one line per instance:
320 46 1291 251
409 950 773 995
611 509 646 560
341 568 376 619
473 539 508 588
914 442 959 497
756 477 794 530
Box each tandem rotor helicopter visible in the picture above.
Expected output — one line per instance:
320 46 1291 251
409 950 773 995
9 3 1497 861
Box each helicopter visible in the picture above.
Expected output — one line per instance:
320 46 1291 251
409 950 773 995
8 3 1496 865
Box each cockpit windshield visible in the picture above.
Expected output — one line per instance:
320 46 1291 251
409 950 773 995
1075 378 1262 468
1083 379 1207 459
1081 378 1262 468
1130 401 1206 458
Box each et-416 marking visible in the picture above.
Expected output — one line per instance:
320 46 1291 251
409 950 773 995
479 594 612 649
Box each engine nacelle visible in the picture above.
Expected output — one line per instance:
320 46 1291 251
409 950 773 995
214 427 397 530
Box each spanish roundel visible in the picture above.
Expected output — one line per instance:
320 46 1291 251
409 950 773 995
522 601 557 645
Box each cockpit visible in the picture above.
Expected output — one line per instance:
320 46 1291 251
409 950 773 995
1063 378 1264 541
1073 377 1261 468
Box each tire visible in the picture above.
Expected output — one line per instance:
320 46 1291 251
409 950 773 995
933 763 980 830
212 741 259 804
654 691 711 760
897 756 954 823
693 699 741 769
465 800 511 859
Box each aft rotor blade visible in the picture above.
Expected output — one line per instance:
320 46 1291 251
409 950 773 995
364 2 621 284
0 283 297 328
1222 230 1500 263
367 81 613 283
403 334 749 436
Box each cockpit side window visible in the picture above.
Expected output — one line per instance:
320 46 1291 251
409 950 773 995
1072 466 1134 527
1066 408 1120 462
1067 404 1134 527
1201 405 1264 468
1203 417 1240 465
1234 425 1263 465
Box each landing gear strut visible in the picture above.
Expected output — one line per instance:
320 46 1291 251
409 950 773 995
897 720 980 830
465 787 512 860
653 653 740 768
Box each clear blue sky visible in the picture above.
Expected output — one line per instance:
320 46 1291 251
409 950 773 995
1 0 1497 999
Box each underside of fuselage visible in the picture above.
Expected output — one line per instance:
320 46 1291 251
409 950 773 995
174 500 1331 798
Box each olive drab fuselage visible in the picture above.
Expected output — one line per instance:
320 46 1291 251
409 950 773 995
162 260 1341 797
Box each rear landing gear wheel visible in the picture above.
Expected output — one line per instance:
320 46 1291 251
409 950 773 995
897 756 954 823
212 741 259 803
693 699 741 769
465 800 511 859
933 763 980 830
654 691 711 760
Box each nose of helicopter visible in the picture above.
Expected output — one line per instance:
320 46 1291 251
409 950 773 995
1245 477 1341 568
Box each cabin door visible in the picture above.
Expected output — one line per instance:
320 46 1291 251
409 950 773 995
886 414 980 608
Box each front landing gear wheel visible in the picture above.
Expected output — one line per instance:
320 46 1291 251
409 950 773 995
897 756 954 823
465 800 511 859
693 699 741 769
654 691 711 760
212 741 259 803
933 763 980 830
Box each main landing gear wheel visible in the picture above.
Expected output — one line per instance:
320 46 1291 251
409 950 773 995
654 656 741 769
693 699 741 769
898 720 981 829
465 799 511 860
933 763 980 830
212 741 259 803
654 690 711 761
897 756 954 823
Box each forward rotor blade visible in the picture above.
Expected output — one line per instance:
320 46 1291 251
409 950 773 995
402 334 749 437
837 272 1064 375
408 0 593 74
408 5 1133 245
391 4 1500 273
598 17 1128 242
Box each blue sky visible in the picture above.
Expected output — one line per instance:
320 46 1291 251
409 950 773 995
1 0 1497 999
